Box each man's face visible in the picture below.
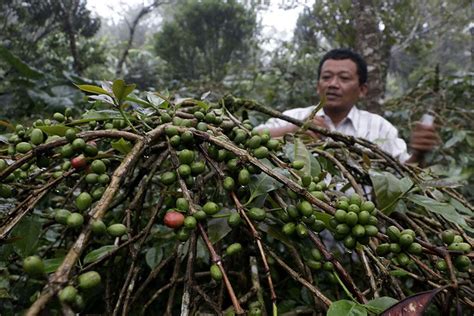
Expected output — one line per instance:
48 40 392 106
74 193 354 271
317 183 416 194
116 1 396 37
317 59 367 112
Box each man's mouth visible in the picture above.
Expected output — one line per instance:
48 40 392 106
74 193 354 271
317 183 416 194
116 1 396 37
325 92 340 100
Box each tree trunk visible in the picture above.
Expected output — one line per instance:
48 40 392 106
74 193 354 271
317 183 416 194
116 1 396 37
115 1 168 77
353 0 389 114
60 0 82 75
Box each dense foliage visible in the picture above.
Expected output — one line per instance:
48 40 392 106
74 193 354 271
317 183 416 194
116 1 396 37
0 1 472 315
0 81 472 315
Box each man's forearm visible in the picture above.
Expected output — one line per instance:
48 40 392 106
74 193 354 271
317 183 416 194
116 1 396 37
267 124 299 137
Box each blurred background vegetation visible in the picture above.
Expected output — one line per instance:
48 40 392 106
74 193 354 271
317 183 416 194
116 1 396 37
0 0 472 200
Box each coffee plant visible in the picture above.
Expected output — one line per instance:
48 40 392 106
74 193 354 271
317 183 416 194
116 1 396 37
0 80 472 315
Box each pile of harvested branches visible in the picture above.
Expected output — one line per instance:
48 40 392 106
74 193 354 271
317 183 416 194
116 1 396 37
0 81 472 315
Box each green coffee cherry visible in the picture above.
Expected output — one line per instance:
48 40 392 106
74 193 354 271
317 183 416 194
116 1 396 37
58 285 78 304
210 264 222 281
226 243 242 256
291 160 305 170
67 213 84 228
202 201 219 215
78 271 101 290
107 223 127 237
227 212 241 227
248 207 266 221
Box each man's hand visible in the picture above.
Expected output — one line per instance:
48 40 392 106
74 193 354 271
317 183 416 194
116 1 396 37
407 122 441 164
306 116 329 139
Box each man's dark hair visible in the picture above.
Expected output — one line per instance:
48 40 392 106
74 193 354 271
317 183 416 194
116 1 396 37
317 48 368 85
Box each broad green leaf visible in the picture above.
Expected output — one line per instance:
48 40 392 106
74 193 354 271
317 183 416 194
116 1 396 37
260 223 293 247
406 194 473 232
207 217 232 244
111 138 132 155
145 92 167 109
43 257 65 273
126 95 154 108
0 46 43 79
83 245 117 264
448 197 474 216
443 130 466 149
327 300 367 316
75 84 110 95
246 169 285 205
365 296 398 313
145 246 164 269
37 124 69 137
283 140 321 177
80 109 123 121
369 170 413 215
11 216 41 258
88 94 115 106
317 155 339 176
196 237 210 264
112 79 136 103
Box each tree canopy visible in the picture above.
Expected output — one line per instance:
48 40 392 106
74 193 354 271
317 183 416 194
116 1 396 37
153 0 257 83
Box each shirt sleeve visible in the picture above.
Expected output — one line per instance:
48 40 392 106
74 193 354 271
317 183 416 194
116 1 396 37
377 121 411 163
255 107 314 131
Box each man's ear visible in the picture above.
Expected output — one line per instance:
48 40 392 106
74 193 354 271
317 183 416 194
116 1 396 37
359 83 368 98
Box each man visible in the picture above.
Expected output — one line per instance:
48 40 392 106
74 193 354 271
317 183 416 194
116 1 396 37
258 48 439 164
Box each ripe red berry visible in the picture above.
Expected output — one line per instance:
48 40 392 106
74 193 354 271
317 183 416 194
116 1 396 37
71 155 87 169
164 211 185 229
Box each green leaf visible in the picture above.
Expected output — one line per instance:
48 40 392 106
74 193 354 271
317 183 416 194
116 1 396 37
313 211 332 228
80 109 123 121
11 216 41 258
389 269 409 277
146 92 168 109
37 124 69 137
327 300 367 316
406 194 473 233
75 84 110 95
365 296 398 313
261 223 293 247
0 46 43 79
194 100 210 111
283 140 321 177
112 79 136 103
83 245 117 264
43 257 65 273
196 237 210 265
207 217 232 244
448 197 474 216
443 130 466 149
369 170 413 215
111 138 132 155
246 169 285 205
145 246 164 269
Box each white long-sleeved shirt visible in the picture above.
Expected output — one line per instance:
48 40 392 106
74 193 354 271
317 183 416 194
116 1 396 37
258 105 411 162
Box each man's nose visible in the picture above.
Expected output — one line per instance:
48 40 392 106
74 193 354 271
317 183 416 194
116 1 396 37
328 77 340 88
